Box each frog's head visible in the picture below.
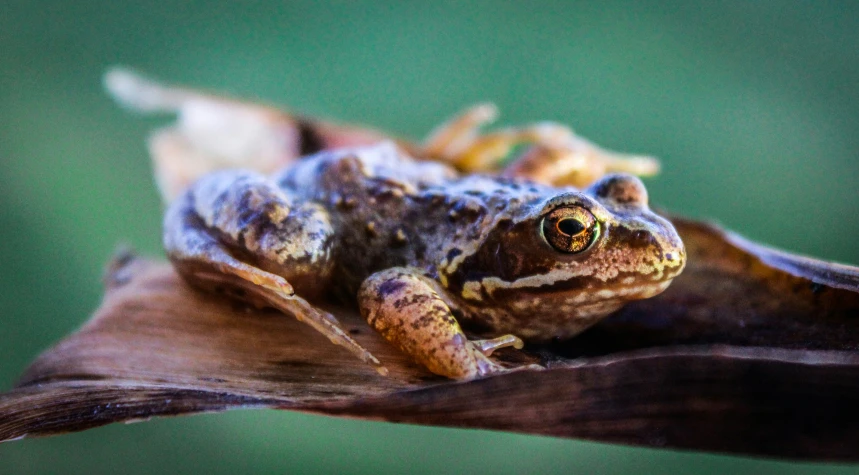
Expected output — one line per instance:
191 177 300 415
447 174 685 340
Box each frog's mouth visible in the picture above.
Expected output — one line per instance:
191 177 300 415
460 274 680 321
523 277 675 304
459 275 682 342
588 278 676 303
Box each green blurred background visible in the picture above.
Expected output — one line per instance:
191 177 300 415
2 1 858 473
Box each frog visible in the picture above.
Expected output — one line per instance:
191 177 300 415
165 144 685 380
108 69 686 380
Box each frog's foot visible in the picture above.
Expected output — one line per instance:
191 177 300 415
420 103 573 172
421 103 660 187
358 268 533 380
501 135 660 188
421 103 499 164
164 171 386 375
472 334 524 356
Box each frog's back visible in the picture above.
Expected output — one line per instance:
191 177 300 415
273 144 453 291
276 142 452 194
273 143 551 295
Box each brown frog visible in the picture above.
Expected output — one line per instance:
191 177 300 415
109 69 686 380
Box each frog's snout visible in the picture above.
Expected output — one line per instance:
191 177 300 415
662 244 686 279
653 225 686 281
619 216 686 283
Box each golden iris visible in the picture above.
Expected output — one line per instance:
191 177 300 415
541 206 599 253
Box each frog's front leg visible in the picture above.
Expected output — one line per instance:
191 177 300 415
358 268 528 380
165 170 385 373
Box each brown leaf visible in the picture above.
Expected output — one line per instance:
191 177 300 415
2 218 858 461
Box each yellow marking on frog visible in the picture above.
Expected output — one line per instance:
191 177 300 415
461 281 484 301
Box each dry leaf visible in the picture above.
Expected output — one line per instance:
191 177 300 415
4 71 858 460
2 218 858 461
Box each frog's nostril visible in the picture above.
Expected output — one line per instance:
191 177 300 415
632 229 658 247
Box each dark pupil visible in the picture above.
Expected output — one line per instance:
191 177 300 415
557 218 586 236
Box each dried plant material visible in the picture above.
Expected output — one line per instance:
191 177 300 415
103 69 662 199
104 68 392 201
2 219 858 461
4 70 858 460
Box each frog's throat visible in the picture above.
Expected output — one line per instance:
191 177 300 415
459 275 674 303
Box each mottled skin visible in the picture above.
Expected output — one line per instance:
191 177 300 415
166 142 686 379
104 69 686 379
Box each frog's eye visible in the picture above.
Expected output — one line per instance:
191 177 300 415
541 206 599 254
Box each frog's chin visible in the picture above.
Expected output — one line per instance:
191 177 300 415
464 278 677 341
592 278 676 303
509 278 675 312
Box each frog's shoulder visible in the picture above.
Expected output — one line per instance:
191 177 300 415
277 142 456 192
353 142 459 189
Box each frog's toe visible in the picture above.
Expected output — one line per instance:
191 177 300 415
359 268 548 380
471 334 525 356
473 352 544 378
